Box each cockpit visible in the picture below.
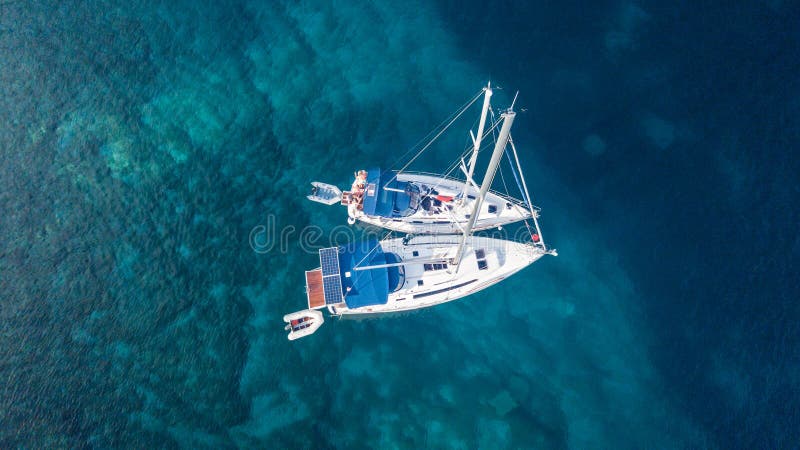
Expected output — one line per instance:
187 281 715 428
391 182 421 217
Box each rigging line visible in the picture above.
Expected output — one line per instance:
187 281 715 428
433 108 498 200
485 108 508 196
501 159 533 247
430 110 493 200
502 135 535 238
392 103 478 186
490 116 510 196
424 113 507 196
498 161 510 198
503 138 528 205
385 89 484 186
397 98 508 207
487 106 521 210
491 105 536 239
508 136 543 247
386 89 483 173
490 111 513 200
398 130 478 200
352 231 391 269
342 230 394 301
445 128 486 178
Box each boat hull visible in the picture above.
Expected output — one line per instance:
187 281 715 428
348 172 532 234
326 235 545 316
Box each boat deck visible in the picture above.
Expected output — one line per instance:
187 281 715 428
305 269 325 309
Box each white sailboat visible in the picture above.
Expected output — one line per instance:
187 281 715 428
307 83 535 234
286 104 556 339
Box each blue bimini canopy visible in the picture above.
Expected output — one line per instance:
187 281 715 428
337 239 390 309
361 169 419 218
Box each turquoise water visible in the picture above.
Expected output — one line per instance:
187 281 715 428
1 0 797 448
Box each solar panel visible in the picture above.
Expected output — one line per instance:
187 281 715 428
322 274 343 304
320 247 340 277
319 247 343 304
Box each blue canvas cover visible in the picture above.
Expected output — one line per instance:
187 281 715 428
337 239 390 308
361 169 417 218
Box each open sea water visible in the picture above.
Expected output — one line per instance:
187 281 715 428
1 0 798 448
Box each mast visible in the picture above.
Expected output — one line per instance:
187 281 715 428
452 108 516 266
461 82 493 202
